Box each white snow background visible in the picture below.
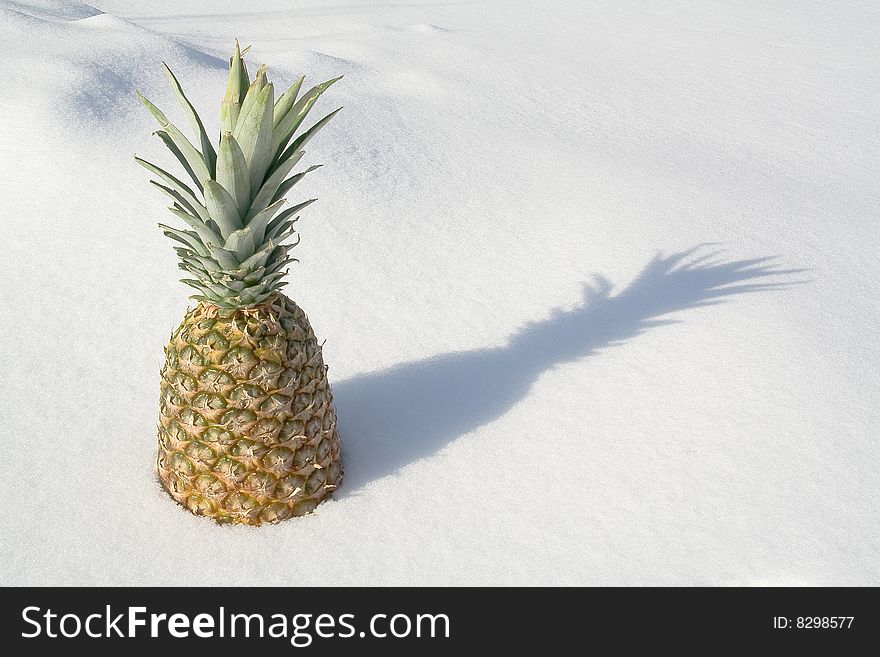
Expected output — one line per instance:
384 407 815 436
0 0 878 585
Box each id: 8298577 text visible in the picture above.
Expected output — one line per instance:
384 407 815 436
773 617 854 629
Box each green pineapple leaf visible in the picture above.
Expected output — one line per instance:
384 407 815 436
239 239 279 270
220 39 250 133
265 256 295 276
273 75 305 127
236 64 268 133
223 225 257 260
273 108 341 175
167 205 223 247
242 266 266 284
204 179 245 237
216 132 251 217
152 130 202 192
135 157 203 212
137 91 210 189
245 198 287 245
271 76 342 162
246 152 303 220
234 82 275 194
202 243 241 269
162 62 217 176
270 164 321 204
264 220 293 244
149 180 210 224
159 224 209 257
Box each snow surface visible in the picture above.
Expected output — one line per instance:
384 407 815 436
1 0 878 586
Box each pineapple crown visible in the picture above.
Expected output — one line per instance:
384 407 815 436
135 40 341 308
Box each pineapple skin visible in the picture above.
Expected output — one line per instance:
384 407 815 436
157 294 342 524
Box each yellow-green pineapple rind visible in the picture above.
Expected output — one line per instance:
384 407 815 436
157 294 342 525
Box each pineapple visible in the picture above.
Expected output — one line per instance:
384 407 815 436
136 42 343 524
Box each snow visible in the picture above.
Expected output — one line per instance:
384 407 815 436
1 0 878 585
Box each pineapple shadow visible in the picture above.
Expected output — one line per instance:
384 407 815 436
332 245 806 494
